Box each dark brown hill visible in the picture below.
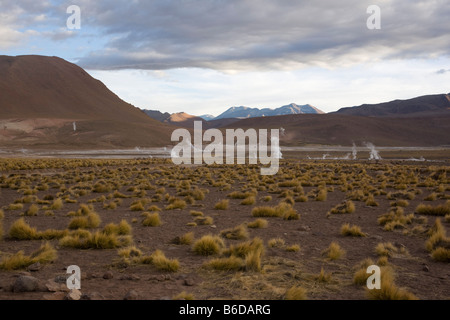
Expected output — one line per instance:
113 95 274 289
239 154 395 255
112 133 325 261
334 93 450 117
0 55 173 148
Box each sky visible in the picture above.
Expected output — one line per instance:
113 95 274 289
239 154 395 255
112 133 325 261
1 0 449 116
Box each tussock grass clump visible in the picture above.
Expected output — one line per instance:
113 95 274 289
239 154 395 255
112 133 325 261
148 250 180 272
50 198 64 210
192 235 225 256
425 218 450 262
315 188 327 201
375 242 399 257
214 199 229 210
327 200 355 216
431 247 450 262
247 218 268 229
315 267 332 283
366 266 418 300
224 237 264 259
322 242 345 260
189 210 203 217
221 224 249 240
0 242 57 270
353 258 375 285
228 191 252 199
24 204 39 216
415 203 450 216
8 218 67 240
165 199 187 210
341 223 367 237
103 220 132 235
7 203 23 210
172 232 194 245
251 206 278 217
142 212 162 227
377 207 413 231
118 246 142 259
130 201 145 211
68 212 101 229
285 286 307 300
240 196 256 205
365 194 379 206
9 218 38 240
173 291 195 300
263 196 272 202
194 216 214 226
251 203 299 220
268 238 285 248
390 199 409 207
285 244 300 252
203 256 244 271
59 227 132 249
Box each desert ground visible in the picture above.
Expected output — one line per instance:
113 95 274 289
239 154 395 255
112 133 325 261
0 152 449 300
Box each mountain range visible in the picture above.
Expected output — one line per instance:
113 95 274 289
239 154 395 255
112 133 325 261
0 54 449 149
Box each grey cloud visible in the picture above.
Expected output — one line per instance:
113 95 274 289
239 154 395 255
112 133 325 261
6 0 450 71
436 69 450 74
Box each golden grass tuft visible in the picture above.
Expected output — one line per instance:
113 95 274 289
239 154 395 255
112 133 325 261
194 216 214 226
220 224 249 240
247 218 268 229
322 242 345 260
214 199 229 210
141 212 162 227
315 267 332 283
340 223 367 237
415 203 450 216
0 242 57 270
9 218 38 240
285 244 300 252
173 291 195 300
192 234 225 256
68 212 101 229
285 286 307 300
165 199 187 210
203 256 244 271
268 237 285 248
148 249 180 272
366 266 418 300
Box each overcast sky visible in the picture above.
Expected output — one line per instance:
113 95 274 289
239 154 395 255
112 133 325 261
1 0 449 116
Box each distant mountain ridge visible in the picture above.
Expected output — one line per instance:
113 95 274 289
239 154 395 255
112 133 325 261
335 93 450 117
214 103 324 119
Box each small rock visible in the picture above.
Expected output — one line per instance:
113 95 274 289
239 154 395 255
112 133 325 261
54 275 67 284
423 265 430 272
43 292 66 300
65 289 82 300
45 280 64 292
27 262 41 272
103 271 114 279
81 292 105 300
123 290 139 300
184 278 195 286
13 275 39 293
210 225 217 228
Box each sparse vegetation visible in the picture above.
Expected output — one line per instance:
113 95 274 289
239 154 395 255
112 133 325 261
192 235 225 256
341 223 366 237
322 242 345 260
